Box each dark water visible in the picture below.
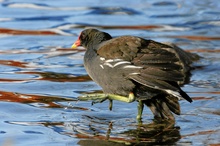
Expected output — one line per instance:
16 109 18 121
0 0 220 145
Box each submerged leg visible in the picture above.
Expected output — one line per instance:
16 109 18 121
78 92 135 104
109 99 113 111
137 100 144 123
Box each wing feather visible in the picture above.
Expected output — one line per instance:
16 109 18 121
129 74 179 92
97 36 194 92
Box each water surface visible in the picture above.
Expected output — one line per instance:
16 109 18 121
0 0 220 145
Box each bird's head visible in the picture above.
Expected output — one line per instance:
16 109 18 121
71 29 112 49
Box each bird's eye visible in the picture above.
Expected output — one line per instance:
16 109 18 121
80 32 86 40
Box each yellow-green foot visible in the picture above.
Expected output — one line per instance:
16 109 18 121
78 92 135 104
78 92 143 121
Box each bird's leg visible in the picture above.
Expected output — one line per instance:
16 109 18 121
137 100 144 123
78 93 144 122
78 92 136 105
109 99 113 111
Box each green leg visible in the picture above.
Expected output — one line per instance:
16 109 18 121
78 92 139 121
136 100 144 123
78 92 135 104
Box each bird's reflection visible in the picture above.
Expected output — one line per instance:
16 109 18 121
74 115 180 146
8 113 181 145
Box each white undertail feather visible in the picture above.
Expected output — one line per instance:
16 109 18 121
165 89 182 100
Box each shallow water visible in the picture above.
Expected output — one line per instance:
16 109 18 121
0 0 220 145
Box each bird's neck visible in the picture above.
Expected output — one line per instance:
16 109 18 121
84 45 97 62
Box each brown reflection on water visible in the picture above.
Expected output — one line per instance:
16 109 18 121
0 47 85 56
63 24 162 30
21 71 92 82
182 129 219 138
185 49 220 53
169 35 220 41
38 72 91 82
0 58 92 82
0 28 58 35
191 96 215 101
0 90 76 108
0 60 27 68
95 25 161 30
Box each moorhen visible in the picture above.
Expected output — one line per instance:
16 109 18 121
72 29 198 121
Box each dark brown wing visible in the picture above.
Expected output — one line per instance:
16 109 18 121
97 36 194 95
97 36 142 60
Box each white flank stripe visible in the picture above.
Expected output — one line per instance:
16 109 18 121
102 59 141 69
129 72 140 75
122 65 142 69
103 62 114 68
100 57 105 61
100 64 104 69
113 61 131 67
105 59 123 63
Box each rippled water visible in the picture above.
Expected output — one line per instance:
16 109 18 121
0 0 220 145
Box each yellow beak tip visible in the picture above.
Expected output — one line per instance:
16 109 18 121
71 43 77 49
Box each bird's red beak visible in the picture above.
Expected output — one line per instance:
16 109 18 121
71 38 81 49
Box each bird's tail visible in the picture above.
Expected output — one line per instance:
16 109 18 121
144 95 181 120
